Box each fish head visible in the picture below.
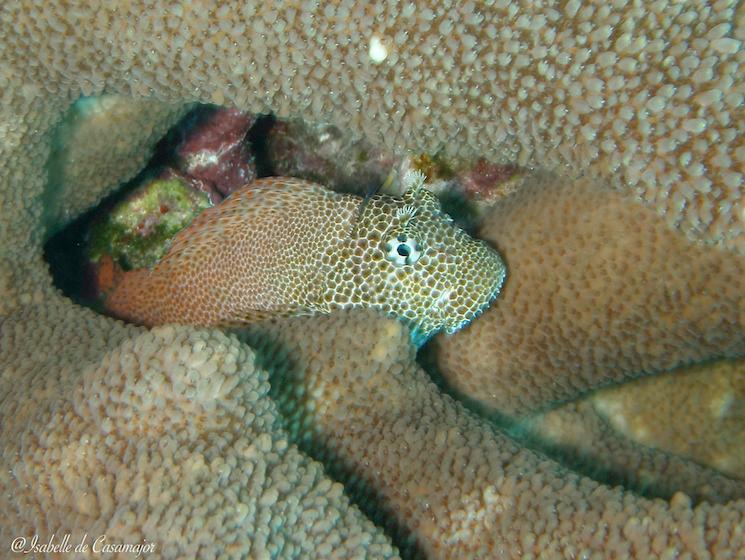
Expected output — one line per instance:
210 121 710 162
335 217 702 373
346 182 507 343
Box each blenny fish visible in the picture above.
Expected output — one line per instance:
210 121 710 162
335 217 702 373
104 174 506 344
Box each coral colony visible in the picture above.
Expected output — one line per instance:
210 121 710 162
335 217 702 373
1 1 744 558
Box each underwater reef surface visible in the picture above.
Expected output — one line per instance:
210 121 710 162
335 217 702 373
1 1 744 558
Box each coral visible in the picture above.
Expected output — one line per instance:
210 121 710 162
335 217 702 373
591 356 745 480
242 309 745 558
104 177 506 343
88 176 212 270
409 153 455 184
520 400 745 504
408 153 523 204
175 106 256 200
432 172 745 416
267 118 396 195
0 297 396 557
516 357 745 500
3 1 743 251
0 0 744 557
457 159 523 203
401 155 526 230
44 95 191 236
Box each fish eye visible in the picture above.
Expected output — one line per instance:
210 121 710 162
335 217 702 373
385 235 421 266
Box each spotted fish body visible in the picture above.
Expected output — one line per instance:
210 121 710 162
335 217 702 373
105 177 506 342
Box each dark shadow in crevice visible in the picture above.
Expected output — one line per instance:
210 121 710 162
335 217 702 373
248 113 277 177
43 167 159 309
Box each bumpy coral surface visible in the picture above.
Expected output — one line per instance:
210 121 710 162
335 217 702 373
433 172 745 416
0 298 396 558
243 309 745 558
105 176 506 342
1 0 744 558
520 399 745 505
591 356 745 480
3 0 743 252
44 95 191 235
88 176 212 270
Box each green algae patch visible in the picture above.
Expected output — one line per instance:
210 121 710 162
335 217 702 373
88 176 211 270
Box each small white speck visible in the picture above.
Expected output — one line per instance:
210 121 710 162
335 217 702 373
369 35 388 64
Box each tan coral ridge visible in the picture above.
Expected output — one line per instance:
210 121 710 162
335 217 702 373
2 0 744 253
43 96 192 236
591 356 745 480
242 309 745 558
431 171 745 508
518 395 745 506
0 298 397 557
433 172 745 416
0 0 744 557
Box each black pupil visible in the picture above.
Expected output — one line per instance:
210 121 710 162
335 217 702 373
397 243 410 257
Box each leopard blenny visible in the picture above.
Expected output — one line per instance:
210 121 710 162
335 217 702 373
104 174 507 344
